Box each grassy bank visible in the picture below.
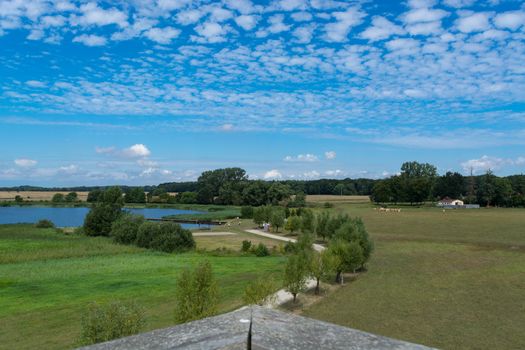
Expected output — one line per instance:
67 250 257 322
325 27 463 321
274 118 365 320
0 224 284 349
302 203 525 349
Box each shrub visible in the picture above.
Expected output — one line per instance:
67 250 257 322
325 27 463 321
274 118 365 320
52 193 65 203
174 260 218 323
243 275 277 306
35 219 55 228
135 221 159 249
252 243 270 257
79 300 145 346
14 195 23 203
150 222 195 253
111 214 145 245
240 206 254 219
324 202 333 208
284 241 297 254
241 240 252 252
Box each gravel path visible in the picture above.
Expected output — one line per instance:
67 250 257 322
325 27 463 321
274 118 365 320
192 231 237 237
244 229 326 307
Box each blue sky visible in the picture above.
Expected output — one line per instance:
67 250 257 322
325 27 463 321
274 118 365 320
1 0 525 186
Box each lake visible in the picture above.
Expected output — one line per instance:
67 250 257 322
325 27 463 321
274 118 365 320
0 206 206 229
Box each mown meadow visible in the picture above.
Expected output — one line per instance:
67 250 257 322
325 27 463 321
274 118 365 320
0 224 284 350
302 203 525 350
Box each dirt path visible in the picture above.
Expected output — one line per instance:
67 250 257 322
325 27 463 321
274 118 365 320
244 229 326 307
192 231 237 237
244 229 325 252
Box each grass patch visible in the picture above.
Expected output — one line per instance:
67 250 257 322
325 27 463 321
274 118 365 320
302 204 525 349
0 224 284 349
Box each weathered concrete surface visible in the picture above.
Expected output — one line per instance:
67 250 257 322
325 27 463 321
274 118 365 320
79 306 436 350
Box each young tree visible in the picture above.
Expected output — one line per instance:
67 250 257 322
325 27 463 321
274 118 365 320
270 208 285 232
300 209 315 233
285 215 301 233
328 239 364 283
315 212 330 241
174 260 218 323
309 250 338 294
83 187 124 237
243 275 277 306
283 254 308 303
333 219 373 268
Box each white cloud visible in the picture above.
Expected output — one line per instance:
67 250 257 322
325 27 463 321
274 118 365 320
193 22 229 43
74 3 128 28
361 16 405 41
264 169 282 179
122 144 151 158
324 7 365 42
291 12 312 22
144 27 180 44
14 158 37 167
284 153 319 162
456 12 492 33
97 144 151 158
177 9 204 25
220 123 234 131
278 0 308 11
325 169 342 177
73 34 107 46
402 8 448 24
303 170 320 178
493 11 525 31
224 0 256 15
406 20 442 35
325 151 336 160
293 25 315 43
157 0 190 11
58 164 79 174
26 80 46 88
460 155 510 174
267 14 290 34
235 15 258 30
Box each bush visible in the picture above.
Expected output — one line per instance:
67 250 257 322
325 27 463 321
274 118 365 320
240 206 254 219
150 222 195 253
111 214 145 245
324 202 333 208
79 300 145 346
284 241 297 254
135 221 159 249
135 221 195 253
35 219 55 228
252 243 270 257
52 193 65 203
241 240 252 252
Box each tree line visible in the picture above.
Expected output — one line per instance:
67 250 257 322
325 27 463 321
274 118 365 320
371 162 525 207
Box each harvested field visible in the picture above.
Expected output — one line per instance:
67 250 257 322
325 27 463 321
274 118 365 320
0 191 89 202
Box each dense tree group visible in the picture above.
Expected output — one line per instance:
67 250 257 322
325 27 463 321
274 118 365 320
371 162 525 207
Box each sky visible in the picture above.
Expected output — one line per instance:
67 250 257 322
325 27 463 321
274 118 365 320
1 0 525 186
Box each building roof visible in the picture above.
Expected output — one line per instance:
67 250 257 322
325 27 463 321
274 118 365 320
79 306 435 350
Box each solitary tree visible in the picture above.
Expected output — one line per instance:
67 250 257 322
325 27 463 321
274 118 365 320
174 261 218 323
283 254 308 303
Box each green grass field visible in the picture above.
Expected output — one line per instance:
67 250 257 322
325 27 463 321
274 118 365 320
0 225 284 350
303 204 525 350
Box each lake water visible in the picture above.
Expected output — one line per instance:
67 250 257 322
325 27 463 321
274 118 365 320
0 206 206 229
